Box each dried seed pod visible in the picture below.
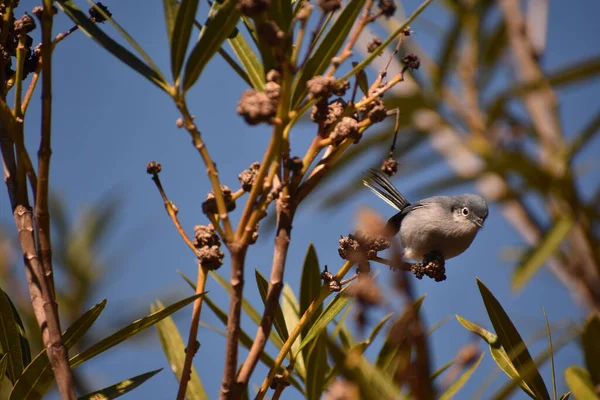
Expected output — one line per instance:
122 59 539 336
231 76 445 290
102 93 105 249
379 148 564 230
146 161 162 175
202 185 236 214
89 2 111 23
367 37 382 54
193 224 221 248
330 117 358 145
238 162 261 192
237 89 277 125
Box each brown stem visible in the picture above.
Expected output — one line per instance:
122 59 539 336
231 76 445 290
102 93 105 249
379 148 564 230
35 3 77 397
236 195 295 390
176 264 209 400
219 243 247 399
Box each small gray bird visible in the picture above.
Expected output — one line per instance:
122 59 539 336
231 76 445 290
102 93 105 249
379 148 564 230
364 170 488 261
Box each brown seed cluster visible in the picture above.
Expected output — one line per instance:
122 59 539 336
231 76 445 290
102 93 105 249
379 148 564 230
306 76 349 100
14 13 35 35
330 117 359 145
286 156 303 173
378 0 397 17
237 89 277 125
402 53 421 70
338 230 390 262
238 162 260 192
365 99 387 123
146 161 162 175
237 0 270 16
202 185 236 214
380 156 398 177
311 98 346 130
89 2 112 23
411 252 446 281
367 36 382 54
193 224 225 270
318 0 342 12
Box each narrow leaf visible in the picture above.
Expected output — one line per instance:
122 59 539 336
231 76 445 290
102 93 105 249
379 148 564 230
77 368 162 399
456 315 536 399
10 300 107 400
477 279 550 400
565 366 600 400
255 270 289 342
559 393 572 400
431 360 454 382
162 0 178 38
0 288 24 383
512 215 574 291
582 315 600 385
281 283 307 379
69 294 204 368
57 0 169 92
210 271 284 348
291 0 366 107
543 308 557 400
152 301 207 400
439 353 485 400
267 0 292 33
306 334 328 400
328 339 401 400
171 0 200 81
183 0 241 91
202 296 305 394
300 244 323 362
0 354 7 391
228 32 265 90
297 287 352 356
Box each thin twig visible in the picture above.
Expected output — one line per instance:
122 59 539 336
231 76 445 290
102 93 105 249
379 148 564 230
236 195 295 390
255 261 354 399
176 264 209 400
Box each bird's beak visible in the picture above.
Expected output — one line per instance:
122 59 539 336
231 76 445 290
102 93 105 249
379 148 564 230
473 217 484 229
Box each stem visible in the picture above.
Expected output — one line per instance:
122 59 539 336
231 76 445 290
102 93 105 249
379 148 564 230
219 244 247 399
255 261 354 399
175 98 234 241
35 1 77 396
236 195 295 389
176 265 209 400
14 35 27 117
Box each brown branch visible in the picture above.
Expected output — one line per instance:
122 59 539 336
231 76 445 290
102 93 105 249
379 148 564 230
236 195 295 391
35 2 77 397
177 264 209 400
219 243 247 399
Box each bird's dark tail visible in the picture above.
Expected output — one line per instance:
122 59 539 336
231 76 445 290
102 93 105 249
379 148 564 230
363 169 410 211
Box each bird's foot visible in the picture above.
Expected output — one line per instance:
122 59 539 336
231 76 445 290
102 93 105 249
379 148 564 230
411 251 446 282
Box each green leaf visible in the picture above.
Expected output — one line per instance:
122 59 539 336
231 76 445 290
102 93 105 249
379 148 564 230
255 270 289 342
291 0 366 108
560 393 572 400
183 0 241 91
202 296 305 394
281 283 307 378
543 308 558 400
456 315 536 399
267 0 292 34
171 0 200 81
77 368 162 399
228 32 265 90
512 215 574 291
56 0 169 92
296 286 352 356
431 360 454 382
327 339 401 400
0 354 7 391
0 288 25 383
162 0 178 39
376 296 425 372
300 244 323 361
152 301 207 400
439 353 485 400
87 0 166 86
565 366 600 400
477 278 550 400
306 334 328 400
209 271 284 349
351 61 369 96
70 294 204 368
10 300 107 400
581 315 600 385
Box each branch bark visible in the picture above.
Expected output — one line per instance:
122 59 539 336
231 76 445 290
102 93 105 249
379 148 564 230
235 195 295 391
219 243 247 399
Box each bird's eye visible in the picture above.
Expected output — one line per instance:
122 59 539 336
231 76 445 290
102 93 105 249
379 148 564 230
462 207 469 216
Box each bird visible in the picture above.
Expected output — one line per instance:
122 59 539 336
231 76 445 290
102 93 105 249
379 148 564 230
363 169 488 261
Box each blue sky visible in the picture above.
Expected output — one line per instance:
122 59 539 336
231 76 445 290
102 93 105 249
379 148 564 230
1 0 599 398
